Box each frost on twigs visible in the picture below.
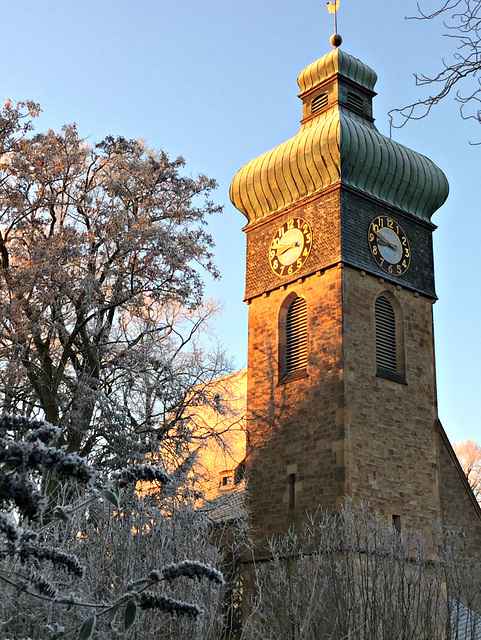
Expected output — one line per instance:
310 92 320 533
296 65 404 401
0 414 95 521
117 463 172 488
138 591 203 619
19 541 85 577
0 513 20 543
0 414 60 444
242 502 481 640
0 438 96 485
160 560 225 586
0 413 227 639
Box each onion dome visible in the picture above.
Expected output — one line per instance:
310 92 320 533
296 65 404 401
230 47 449 226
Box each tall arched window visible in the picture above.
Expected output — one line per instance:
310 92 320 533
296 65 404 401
286 297 308 373
375 294 406 383
375 295 396 372
279 294 308 381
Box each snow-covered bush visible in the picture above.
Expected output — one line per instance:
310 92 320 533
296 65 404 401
0 414 226 640
241 503 481 640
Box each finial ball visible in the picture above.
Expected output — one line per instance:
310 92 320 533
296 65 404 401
330 33 342 47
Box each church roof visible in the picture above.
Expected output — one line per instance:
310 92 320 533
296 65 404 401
230 47 449 226
193 369 247 501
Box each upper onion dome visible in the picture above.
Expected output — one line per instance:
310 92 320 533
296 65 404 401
230 47 449 226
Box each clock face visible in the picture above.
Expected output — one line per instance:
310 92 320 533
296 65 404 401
368 215 411 276
269 218 312 277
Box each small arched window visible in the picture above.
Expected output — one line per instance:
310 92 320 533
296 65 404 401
375 294 406 384
279 294 308 382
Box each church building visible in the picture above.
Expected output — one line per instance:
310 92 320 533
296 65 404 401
224 37 481 550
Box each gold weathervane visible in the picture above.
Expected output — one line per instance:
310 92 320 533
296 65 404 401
327 0 341 47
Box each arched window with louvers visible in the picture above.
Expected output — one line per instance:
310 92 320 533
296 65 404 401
279 293 308 382
375 293 406 384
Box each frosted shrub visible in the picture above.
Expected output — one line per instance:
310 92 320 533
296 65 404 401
242 503 481 640
0 414 226 640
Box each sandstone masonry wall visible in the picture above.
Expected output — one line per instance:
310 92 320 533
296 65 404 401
437 425 481 550
342 267 441 538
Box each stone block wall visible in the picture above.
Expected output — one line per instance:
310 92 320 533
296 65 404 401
436 424 481 550
246 264 345 542
342 266 441 537
244 186 480 554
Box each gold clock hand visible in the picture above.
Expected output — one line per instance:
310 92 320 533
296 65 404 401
270 242 300 255
374 229 396 250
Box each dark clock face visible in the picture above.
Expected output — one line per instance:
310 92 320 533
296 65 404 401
368 215 411 276
269 218 312 277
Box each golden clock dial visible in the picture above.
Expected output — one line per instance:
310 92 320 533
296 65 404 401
368 215 411 276
269 217 312 277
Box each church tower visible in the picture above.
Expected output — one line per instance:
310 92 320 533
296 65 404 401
229 40 471 544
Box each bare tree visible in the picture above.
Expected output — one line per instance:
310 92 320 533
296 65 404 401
389 0 481 131
453 438 481 501
0 100 230 470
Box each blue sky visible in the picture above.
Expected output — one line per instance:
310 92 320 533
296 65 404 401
1 0 480 444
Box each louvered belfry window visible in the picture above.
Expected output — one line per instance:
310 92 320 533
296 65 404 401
286 297 308 373
347 91 364 112
375 296 397 372
311 92 328 114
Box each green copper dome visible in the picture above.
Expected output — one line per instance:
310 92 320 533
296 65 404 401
230 48 449 225
298 47 377 95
